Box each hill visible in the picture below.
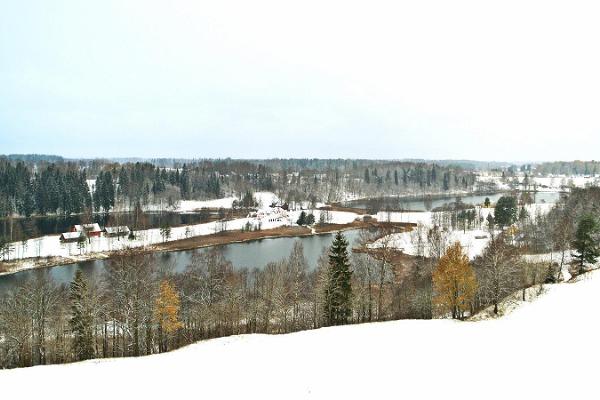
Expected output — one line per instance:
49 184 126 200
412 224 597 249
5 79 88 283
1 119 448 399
1 271 599 399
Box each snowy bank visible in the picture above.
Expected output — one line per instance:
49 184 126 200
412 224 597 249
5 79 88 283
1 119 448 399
1 270 599 399
1 208 361 270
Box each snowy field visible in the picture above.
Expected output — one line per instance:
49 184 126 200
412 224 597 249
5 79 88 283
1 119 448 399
373 203 553 259
2 193 556 267
1 270 598 399
2 207 360 266
175 191 281 211
372 228 492 259
477 173 600 191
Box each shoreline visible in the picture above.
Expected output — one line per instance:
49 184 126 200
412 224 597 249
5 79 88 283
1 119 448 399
0 221 414 278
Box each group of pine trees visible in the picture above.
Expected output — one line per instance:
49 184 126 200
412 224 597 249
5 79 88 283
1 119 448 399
1 156 485 220
362 164 476 191
0 159 92 217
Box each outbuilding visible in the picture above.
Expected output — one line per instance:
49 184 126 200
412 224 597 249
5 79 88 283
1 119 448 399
71 223 102 237
60 232 83 243
104 226 130 237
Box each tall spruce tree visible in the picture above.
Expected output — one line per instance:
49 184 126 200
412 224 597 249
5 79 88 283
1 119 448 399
296 210 307 226
494 196 518 227
323 231 353 326
572 214 600 274
69 270 94 361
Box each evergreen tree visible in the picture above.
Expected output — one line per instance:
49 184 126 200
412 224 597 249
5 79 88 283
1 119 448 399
160 222 172 242
20 181 36 217
93 171 115 213
572 214 600 273
118 166 129 199
69 270 94 361
102 171 115 212
494 196 518 227
484 197 491 208
296 211 307 226
364 168 370 184
241 190 255 208
306 213 315 225
323 232 353 326
180 164 191 199
486 213 495 230
442 172 450 191
93 171 104 212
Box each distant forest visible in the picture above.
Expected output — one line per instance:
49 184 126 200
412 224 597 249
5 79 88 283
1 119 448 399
3 155 595 221
534 161 600 176
0 156 484 219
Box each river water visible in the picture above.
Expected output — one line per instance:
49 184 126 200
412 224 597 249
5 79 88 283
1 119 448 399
0 230 362 292
0 191 564 292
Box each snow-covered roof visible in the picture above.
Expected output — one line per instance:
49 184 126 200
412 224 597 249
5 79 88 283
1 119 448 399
84 223 102 232
74 223 102 232
105 226 130 234
60 232 82 240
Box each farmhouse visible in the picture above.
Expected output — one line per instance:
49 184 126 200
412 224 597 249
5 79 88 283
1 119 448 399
71 223 102 237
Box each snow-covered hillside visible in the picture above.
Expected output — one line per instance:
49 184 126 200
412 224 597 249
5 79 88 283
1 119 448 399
2 271 599 399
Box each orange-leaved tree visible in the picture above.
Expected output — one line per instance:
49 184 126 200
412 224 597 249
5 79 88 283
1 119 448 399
154 280 183 352
432 241 477 320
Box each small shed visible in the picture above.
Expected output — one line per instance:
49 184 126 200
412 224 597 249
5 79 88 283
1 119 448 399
60 232 83 243
104 226 130 237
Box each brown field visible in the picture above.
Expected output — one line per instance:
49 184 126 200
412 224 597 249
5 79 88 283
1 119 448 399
318 204 368 214
154 226 313 252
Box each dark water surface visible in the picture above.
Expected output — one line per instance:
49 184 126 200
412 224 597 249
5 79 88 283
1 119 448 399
0 230 362 292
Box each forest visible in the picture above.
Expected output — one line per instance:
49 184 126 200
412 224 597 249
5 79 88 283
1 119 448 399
0 156 482 219
2 186 599 369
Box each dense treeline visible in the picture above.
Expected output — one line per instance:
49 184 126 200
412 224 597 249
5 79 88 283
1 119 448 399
0 159 92 218
1 156 482 219
534 161 600 176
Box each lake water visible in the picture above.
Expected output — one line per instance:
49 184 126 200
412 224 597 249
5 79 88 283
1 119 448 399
343 191 562 212
0 230 362 292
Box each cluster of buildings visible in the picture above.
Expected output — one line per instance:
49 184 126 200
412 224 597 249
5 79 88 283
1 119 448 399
59 224 131 242
247 203 290 223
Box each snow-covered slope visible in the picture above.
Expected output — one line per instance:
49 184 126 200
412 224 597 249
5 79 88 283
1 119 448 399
2 272 599 399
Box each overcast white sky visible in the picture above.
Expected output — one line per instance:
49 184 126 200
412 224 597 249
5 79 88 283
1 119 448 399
1 0 600 161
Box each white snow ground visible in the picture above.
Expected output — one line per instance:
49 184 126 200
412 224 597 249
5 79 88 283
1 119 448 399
2 207 360 265
1 270 599 399
373 203 553 259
